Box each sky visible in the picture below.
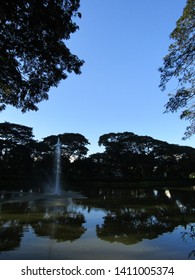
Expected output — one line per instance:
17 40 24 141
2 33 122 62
1 0 194 155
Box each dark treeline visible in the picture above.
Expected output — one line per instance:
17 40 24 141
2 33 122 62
0 122 195 189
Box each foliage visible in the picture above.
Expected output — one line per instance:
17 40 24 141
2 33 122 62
0 121 34 144
0 0 84 112
98 132 195 178
159 0 195 139
43 133 90 161
0 122 195 184
0 122 36 179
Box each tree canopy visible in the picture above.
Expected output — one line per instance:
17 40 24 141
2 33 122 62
0 122 36 179
159 0 195 139
98 132 195 178
0 121 34 145
43 133 90 161
0 0 84 112
0 122 194 187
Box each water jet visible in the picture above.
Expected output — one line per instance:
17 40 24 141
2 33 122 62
54 138 61 195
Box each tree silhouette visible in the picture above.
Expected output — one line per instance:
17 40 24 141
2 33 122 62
159 0 195 139
0 0 84 111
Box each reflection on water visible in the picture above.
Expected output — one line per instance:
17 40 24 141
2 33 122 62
0 186 195 259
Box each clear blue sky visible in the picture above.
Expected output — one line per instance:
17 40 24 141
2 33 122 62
1 0 194 154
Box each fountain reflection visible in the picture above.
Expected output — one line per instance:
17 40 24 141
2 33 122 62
0 195 86 252
0 186 195 259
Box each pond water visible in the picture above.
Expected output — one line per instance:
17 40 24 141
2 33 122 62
0 185 195 260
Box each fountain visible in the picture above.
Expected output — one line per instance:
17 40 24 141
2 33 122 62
54 138 61 194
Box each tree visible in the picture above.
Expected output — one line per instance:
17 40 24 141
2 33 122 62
0 121 34 145
98 132 157 178
43 133 90 161
98 131 195 179
0 0 84 112
159 0 195 139
0 122 36 182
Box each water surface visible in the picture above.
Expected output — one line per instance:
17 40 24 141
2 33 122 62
0 186 195 260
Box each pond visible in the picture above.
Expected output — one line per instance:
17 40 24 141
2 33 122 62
0 185 195 260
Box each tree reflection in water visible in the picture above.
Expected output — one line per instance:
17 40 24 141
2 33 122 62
80 187 195 246
0 195 86 252
0 186 195 259
180 224 195 259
